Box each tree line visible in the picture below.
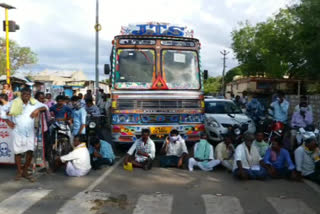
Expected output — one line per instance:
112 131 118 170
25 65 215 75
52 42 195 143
230 0 320 82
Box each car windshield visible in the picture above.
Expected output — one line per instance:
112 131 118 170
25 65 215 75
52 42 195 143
205 101 243 114
115 49 155 89
162 50 200 89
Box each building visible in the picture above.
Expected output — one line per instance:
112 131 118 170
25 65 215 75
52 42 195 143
30 70 109 98
226 77 305 106
0 74 33 92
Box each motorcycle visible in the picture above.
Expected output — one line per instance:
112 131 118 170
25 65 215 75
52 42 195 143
265 120 285 144
296 125 319 146
86 115 102 146
47 121 73 167
226 114 250 146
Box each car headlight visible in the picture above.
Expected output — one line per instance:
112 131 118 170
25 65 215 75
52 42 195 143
207 119 220 128
89 121 96 129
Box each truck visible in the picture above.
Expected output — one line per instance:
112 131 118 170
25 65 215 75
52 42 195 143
104 23 207 144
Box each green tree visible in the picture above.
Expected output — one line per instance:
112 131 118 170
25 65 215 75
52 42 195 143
0 38 37 75
231 9 305 79
204 77 222 95
292 0 320 79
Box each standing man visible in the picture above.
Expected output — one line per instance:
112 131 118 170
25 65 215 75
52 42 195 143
290 101 313 150
84 90 93 101
246 96 264 123
188 133 220 172
71 96 87 137
294 95 312 114
85 98 101 116
50 95 72 121
160 129 188 168
78 93 86 108
5 87 48 182
124 129 155 170
269 91 289 124
45 93 55 108
35 92 52 170
233 133 268 180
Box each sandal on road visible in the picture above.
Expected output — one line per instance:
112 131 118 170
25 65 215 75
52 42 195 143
22 173 36 183
15 174 23 181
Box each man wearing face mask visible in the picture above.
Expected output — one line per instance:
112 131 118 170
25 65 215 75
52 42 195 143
160 129 188 168
290 102 313 150
70 96 87 136
269 91 289 124
294 95 312 114
246 95 265 124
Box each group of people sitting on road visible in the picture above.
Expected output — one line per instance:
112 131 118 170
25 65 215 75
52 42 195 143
0 86 114 181
124 91 320 185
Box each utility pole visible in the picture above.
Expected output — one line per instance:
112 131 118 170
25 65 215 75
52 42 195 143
220 50 229 96
0 3 17 85
94 0 101 102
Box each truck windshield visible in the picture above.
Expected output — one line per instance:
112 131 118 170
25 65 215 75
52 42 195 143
162 50 200 89
115 49 155 89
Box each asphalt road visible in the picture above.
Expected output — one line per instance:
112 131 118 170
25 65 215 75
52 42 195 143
0 129 319 214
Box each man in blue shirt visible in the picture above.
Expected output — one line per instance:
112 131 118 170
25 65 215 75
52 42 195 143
269 91 289 124
50 95 72 121
89 137 115 170
71 96 87 136
263 137 296 179
85 98 101 117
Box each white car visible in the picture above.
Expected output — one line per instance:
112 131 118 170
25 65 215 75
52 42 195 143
204 98 256 142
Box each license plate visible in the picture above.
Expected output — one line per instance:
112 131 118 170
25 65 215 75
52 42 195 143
150 127 172 135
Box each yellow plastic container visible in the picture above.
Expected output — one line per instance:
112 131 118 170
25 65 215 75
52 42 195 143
124 162 133 171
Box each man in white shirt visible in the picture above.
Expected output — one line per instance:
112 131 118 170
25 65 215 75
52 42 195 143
188 133 220 172
124 129 155 170
5 87 48 182
160 129 188 168
56 135 91 177
233 133 268 180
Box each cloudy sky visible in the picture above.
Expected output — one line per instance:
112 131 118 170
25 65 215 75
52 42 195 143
0 0 293 80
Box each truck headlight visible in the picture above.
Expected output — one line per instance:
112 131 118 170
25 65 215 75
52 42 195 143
181 114 203 123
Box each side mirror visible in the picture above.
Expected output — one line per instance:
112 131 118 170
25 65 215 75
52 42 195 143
204 70 208 80
104 64 110 75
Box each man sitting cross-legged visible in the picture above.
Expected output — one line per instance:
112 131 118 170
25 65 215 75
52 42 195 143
188 133 220 172
263 137 297 179
56 135 91 177
124 129 155 170
160 129 188 169
215 134 235 171
233 133 268 180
